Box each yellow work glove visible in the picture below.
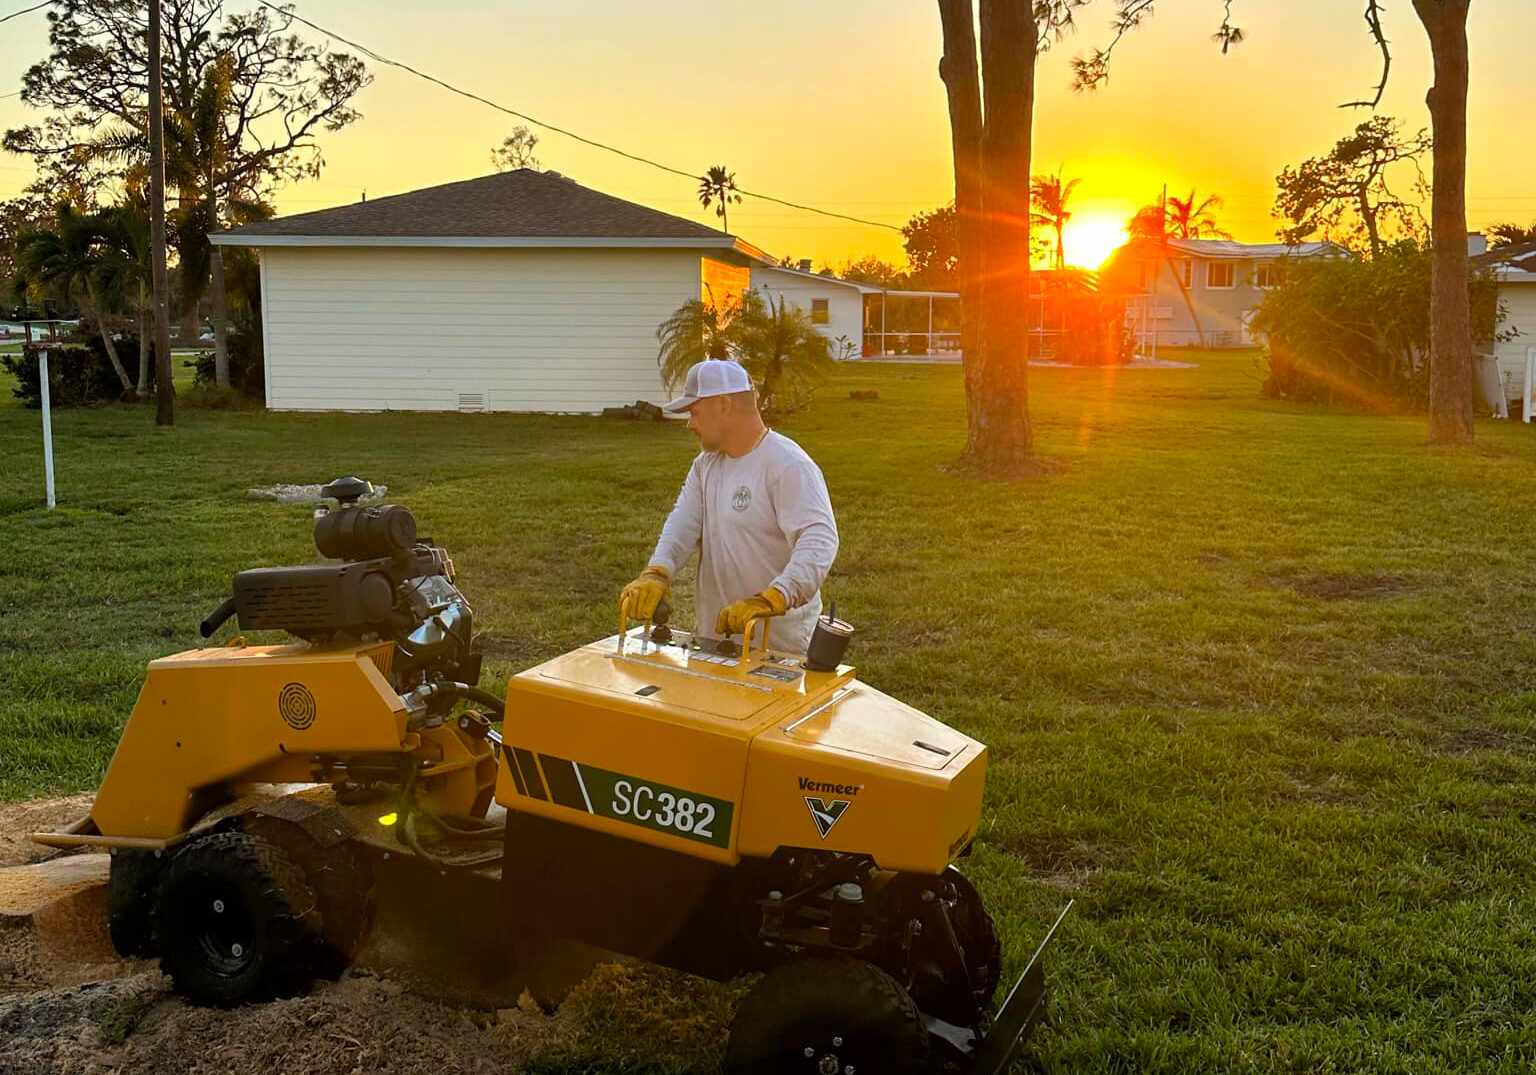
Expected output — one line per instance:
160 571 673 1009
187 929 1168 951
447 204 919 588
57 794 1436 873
716 587 787 637
621 565 671 621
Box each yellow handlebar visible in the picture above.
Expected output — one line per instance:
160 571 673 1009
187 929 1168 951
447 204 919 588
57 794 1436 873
740 614 772 666
618 596 770 665
617 595 655 655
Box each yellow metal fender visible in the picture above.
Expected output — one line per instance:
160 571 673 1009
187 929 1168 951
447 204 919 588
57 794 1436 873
88 641 407 841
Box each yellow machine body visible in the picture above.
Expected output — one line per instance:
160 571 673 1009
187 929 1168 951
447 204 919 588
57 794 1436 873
82 640 493 845
497 627 986 875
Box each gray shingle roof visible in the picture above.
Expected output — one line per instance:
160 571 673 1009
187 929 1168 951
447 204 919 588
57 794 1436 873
1166 239 1346 260
214 169 729 243
1473 241 1536 273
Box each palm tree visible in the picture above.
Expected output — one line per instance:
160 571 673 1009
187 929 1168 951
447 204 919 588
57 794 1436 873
698 165 741 234
656 289 833 416
89 59 270 389
1489 221 1536 248
1120 195 1208 347
1029 170 1080 268
656 289 739 386
1164 189 1232 240
14 203 135 393
89 201 153 396
730 291 835 414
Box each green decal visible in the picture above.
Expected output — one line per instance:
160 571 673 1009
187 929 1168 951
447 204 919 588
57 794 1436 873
576 763 734 849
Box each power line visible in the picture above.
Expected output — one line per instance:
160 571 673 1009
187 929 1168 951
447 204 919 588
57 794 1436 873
251 0 903 234
0 0 51 27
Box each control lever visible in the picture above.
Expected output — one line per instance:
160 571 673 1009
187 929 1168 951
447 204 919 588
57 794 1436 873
651 599 673 644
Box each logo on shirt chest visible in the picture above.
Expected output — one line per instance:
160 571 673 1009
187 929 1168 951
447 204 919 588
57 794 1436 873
731 485 753 512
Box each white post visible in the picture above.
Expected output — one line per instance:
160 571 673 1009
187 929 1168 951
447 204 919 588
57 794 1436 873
927 294 934 354
38 347 56 509
1524 346 1536 423
880 290 887 355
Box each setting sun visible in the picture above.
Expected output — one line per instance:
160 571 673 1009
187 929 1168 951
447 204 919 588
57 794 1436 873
1061 214 1130 269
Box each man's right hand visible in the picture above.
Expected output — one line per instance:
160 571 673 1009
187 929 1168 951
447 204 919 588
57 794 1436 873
621 565 671 620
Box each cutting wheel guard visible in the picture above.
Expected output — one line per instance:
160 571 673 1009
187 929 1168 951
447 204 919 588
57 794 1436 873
970 901 1073 1075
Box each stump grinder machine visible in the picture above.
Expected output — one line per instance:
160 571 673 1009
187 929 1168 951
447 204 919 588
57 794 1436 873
34 477 1068 1075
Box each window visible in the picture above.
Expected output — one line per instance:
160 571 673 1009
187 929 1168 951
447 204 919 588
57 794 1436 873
1253 262 1279 288
1207 262 1236 289
811 298 830 324
1178 260 1193 288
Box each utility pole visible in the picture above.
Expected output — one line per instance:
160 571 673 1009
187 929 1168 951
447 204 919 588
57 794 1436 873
148 0 174 426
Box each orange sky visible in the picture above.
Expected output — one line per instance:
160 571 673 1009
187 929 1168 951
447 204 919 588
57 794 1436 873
2 1 1533 270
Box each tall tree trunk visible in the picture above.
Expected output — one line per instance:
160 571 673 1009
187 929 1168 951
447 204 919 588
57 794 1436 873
149 0 174 426
1414 0 1474 445
211 245 230 389
1163 253 1208 347
937 0 985 436
136 292 150 398
964 0 1038 473
1358 189 1383 260
86 287 134 393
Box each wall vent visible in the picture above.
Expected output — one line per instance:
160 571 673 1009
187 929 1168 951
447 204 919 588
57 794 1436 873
458 392 485 413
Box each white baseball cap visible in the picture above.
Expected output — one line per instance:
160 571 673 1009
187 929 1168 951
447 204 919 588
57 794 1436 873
662 359 753 413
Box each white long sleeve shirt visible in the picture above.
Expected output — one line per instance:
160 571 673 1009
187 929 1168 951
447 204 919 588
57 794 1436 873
650 431 838 654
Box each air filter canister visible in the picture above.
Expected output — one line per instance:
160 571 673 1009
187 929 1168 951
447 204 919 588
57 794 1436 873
314 503 417 560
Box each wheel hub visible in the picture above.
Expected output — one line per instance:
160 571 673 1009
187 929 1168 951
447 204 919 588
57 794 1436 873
801 1037 855 1075
191 890 255 978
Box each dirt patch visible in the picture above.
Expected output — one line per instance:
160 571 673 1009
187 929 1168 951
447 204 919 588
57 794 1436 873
996 834 1125 890
1273 571 1414 600
0 962 733 1075
0 797 93 868
0 799 735 1074
1436 724 1536 754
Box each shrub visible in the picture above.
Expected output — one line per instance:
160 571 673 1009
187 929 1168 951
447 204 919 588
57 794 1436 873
1250 242 1506 410
191 311 265 399
0 333 155 408
657 290 833 416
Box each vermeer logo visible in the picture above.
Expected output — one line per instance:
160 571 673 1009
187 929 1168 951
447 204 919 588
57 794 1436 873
731 485 752 512
798 776 862 796
805 797 851 838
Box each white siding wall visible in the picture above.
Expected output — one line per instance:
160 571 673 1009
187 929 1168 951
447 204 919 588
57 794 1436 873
748 266 863 358
260 246 706 412
1494 280 1536 391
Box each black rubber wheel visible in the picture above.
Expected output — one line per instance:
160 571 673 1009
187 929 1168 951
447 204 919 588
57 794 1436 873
107 848 164 959
945 866 1002 1012
153 831 321 1006
724 958 930 1075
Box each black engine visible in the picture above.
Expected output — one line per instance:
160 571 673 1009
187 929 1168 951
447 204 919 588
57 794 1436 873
200 476 481 690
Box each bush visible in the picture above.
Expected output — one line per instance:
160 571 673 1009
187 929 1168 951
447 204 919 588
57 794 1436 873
0 333 155 408
1251 242 1505 410
191 311 265 399
1041 287 1134 367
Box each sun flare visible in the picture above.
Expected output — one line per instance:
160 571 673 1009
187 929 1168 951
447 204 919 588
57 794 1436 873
1061 215 1130 270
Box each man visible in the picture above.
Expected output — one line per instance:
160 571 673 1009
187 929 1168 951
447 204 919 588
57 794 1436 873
621 358 838 655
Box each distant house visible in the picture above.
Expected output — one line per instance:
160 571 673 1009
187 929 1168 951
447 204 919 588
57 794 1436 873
1099 238 1346 348
210 169 767 413
1471 237 1536 397
748 263 959 358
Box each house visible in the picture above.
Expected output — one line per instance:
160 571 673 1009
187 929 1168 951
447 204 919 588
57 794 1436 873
1098 238 1346 348
748 263 960 357
1471 237 1536 399
210 169 767 413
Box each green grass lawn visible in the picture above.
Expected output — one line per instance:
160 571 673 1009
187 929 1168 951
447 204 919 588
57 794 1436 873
4 352 1536 1072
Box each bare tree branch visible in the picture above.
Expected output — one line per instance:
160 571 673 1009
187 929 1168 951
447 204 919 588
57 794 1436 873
1340 0 1392 109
